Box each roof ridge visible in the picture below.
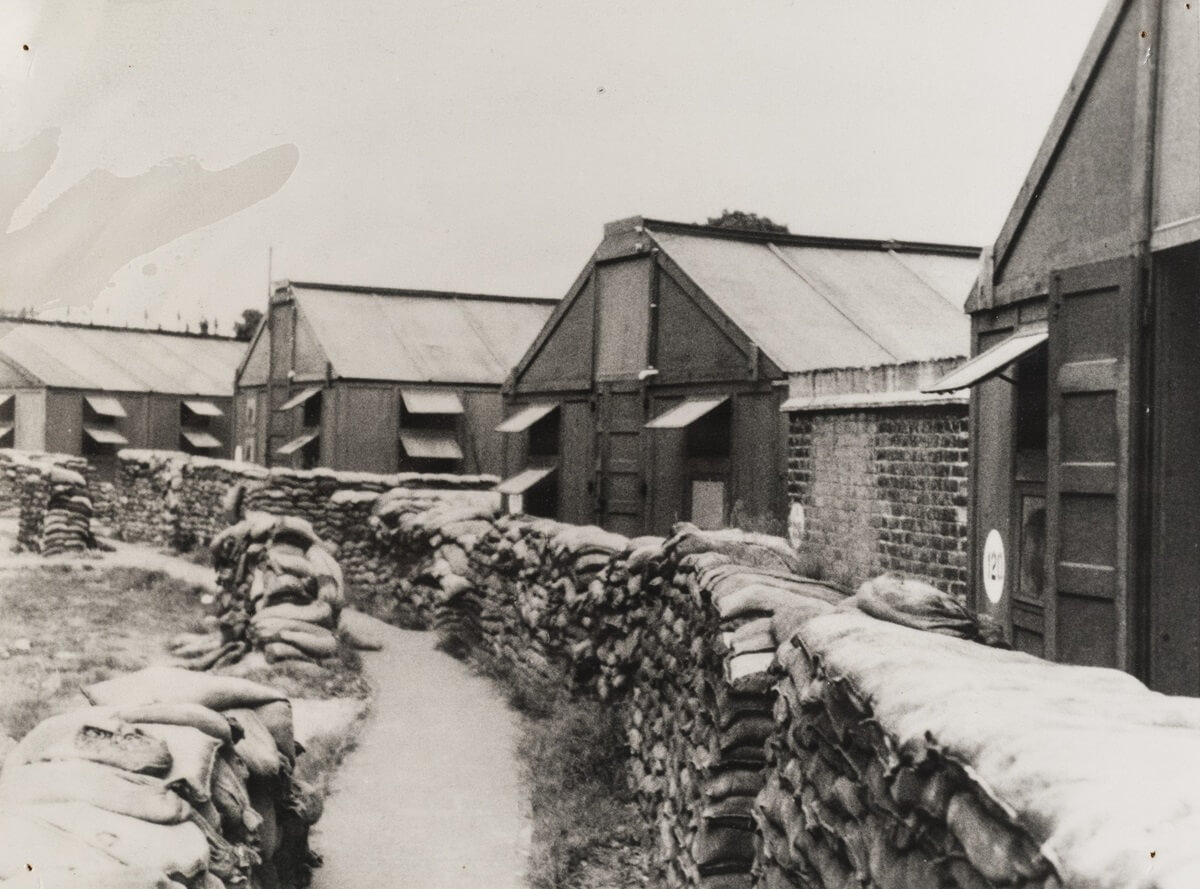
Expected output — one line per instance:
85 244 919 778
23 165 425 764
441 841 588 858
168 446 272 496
284 280 558 305
643 219 980 256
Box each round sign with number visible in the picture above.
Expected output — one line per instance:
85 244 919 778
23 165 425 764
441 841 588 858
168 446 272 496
983 529 1005 604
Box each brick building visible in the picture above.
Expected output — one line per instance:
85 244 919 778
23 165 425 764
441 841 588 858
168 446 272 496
784 361 970 596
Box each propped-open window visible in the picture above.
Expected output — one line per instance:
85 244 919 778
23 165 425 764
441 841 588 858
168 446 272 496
180 400 223 455
275 430 320 469
398 388 464 472
646 396 731 529
82 395 127 463
497 402 561 517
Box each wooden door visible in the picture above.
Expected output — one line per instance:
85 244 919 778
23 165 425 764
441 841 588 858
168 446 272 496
1045 257 1145 671
595 381 645 537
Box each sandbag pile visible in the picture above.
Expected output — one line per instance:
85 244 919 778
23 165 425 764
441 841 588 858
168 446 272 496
364 491 497 631
173 514 345 669
568 524 844 889
462 516 630 682
37 466 95 556
0 667 322 889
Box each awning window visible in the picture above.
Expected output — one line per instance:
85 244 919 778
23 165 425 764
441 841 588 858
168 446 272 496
496 403 559 433
276 430 320 456
84 426 129 445
0 424 12 441
645 397 728 430
400 389 465 415
277 387 322 412
181 430 222 450
0 394 12 409
399 428 464 460
85 395 127 418
923 330 1048 393
496 465 557 495
183 400 224 418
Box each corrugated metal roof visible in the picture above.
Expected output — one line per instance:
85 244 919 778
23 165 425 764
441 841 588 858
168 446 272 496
0 324 245 396
291 287 556 384
648 229 975 374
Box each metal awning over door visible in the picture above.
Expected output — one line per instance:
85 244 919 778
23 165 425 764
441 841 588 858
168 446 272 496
923 330 1047 393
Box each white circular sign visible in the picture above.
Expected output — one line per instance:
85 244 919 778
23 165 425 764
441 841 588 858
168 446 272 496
983 529 1006 604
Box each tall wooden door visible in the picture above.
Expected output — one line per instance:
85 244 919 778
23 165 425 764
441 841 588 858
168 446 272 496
1045 257 1145 672
595 381 645 537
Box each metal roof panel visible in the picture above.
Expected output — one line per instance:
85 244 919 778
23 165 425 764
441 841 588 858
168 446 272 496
0 325 244 395
292 288 555 384
649 230 974 374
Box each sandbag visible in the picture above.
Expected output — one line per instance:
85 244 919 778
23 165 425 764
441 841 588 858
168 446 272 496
118 703 233 745
224 709 282 778
138 724 222 804
854 575 979 638
270 515 319 549
669 523 804 574
263 642 313 664
252 700 296 760
17 714 170 777
0 760 190 824
83 667 286 710
0 867 184 889
30 802 210 880
277 627 338 659
37 727 170 777
254 601 335 629
0 809 125 878
210 755 261 836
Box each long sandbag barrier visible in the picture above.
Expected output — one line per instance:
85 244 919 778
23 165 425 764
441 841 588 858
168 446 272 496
169 514 346 670
0 667 322 889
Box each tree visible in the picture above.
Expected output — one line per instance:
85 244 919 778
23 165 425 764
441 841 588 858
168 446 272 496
233 308 263 341
706 209 790 234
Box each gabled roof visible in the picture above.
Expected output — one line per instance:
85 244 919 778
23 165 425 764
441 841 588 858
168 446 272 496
644 221 978 374
0 321 245 396
283 282 558 385
971 0 1197 311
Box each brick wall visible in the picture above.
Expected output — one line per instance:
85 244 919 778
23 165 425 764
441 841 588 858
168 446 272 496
787 405 968 597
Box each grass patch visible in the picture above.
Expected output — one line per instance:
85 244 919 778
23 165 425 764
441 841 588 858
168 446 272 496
440 629 652 889
0 563 208 739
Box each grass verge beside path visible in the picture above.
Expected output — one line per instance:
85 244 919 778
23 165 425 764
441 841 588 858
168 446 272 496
0 563 210 739
438 631 658 889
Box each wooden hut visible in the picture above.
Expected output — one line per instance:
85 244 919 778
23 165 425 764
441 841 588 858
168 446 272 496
925 0 1200 691
234 281 557 475
0 320 244 472
499 217 979 539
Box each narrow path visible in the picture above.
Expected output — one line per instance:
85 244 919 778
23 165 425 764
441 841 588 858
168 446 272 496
311 611 530 889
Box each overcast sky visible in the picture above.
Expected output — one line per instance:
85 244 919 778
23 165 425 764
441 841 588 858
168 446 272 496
2 0 1108 330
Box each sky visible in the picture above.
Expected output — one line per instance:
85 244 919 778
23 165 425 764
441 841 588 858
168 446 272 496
1 0 1109 332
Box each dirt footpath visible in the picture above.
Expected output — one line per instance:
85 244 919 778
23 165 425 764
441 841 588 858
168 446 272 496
311 611 530 889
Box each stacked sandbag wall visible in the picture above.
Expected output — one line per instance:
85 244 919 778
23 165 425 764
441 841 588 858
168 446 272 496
112 449 499 556
1 451 95 554
0 667 323 889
